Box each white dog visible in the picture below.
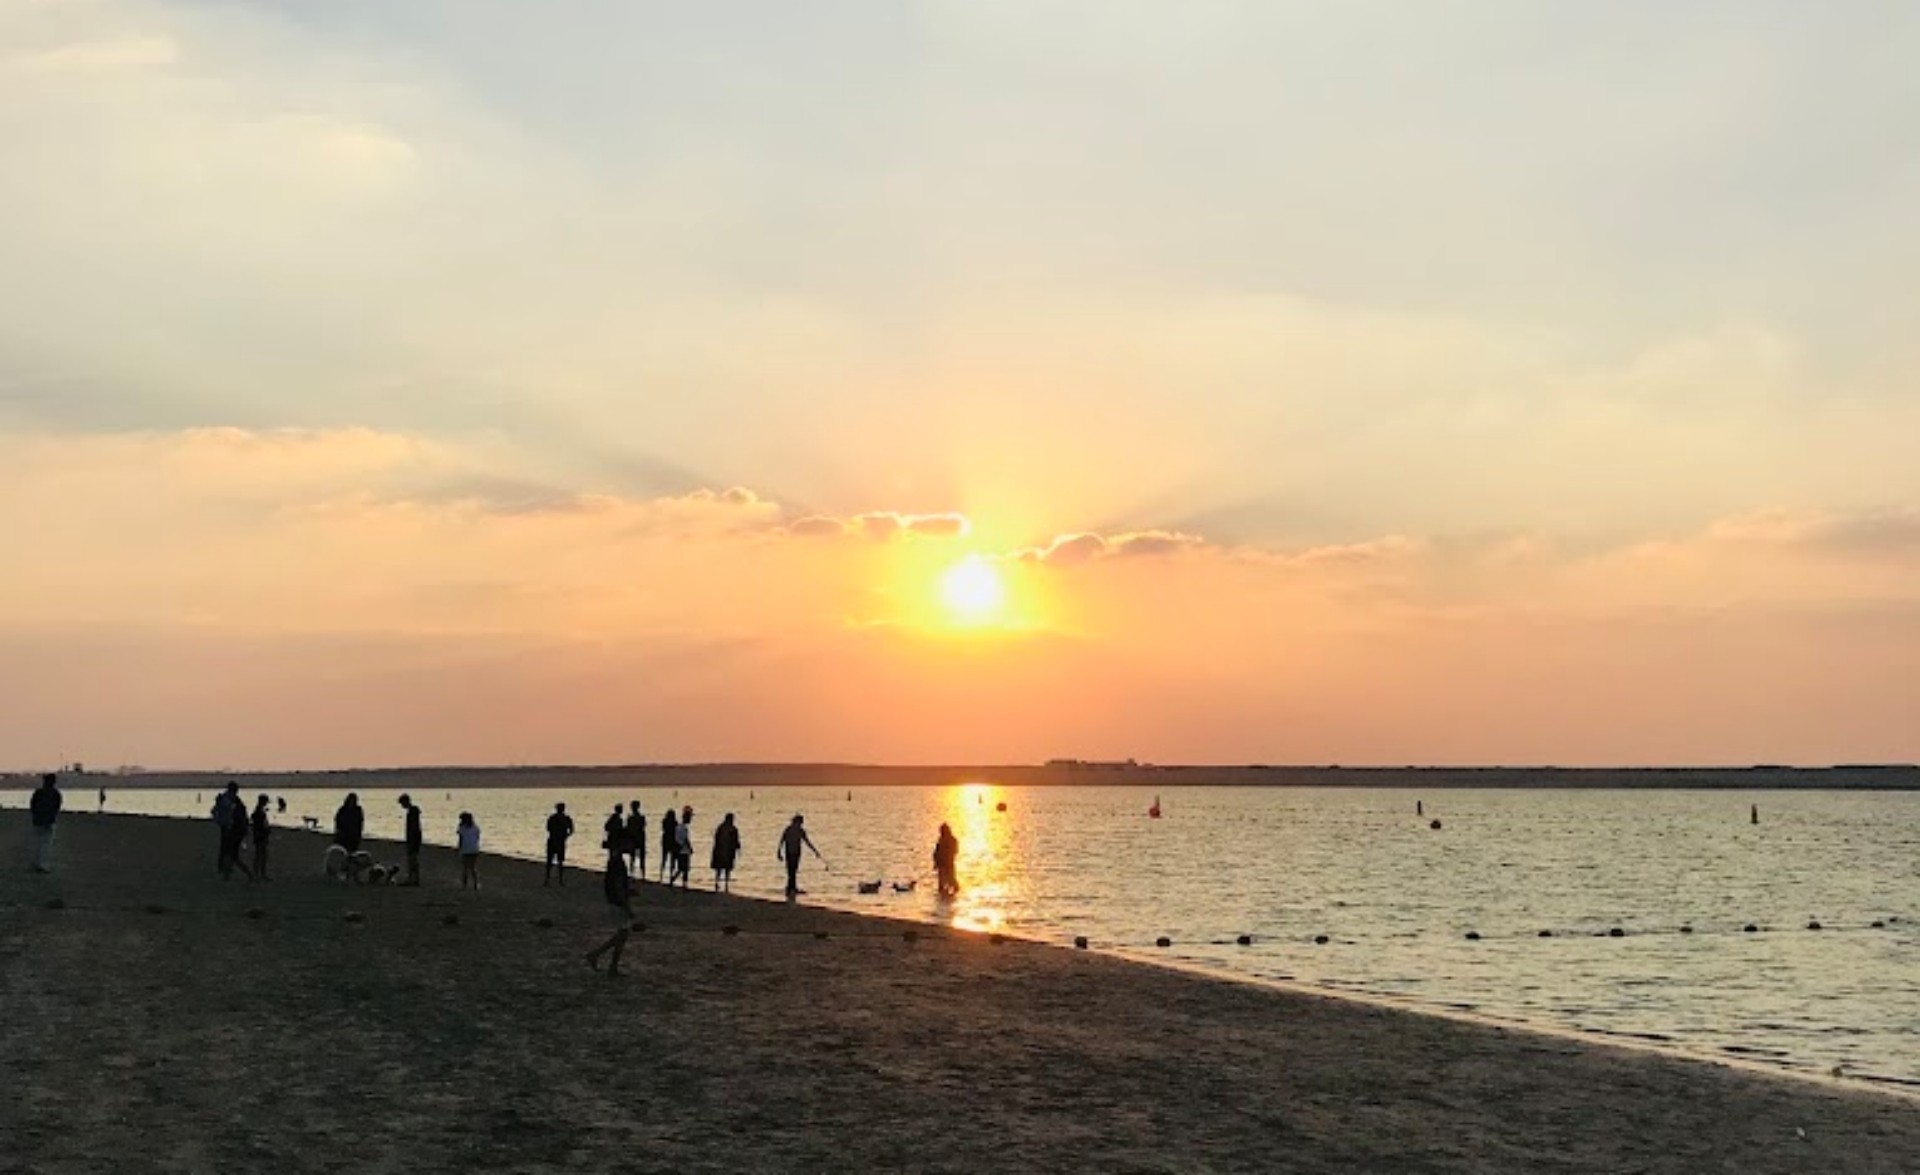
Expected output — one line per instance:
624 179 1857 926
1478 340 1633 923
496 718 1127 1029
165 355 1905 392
323 846 381 884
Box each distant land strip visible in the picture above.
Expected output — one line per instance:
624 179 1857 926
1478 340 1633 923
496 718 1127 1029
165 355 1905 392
12 763 1920 791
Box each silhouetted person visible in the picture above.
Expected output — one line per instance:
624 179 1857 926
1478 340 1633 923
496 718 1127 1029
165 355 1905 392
250 794 273 880
670 805 694 889
934 823 960 898
604 803 628 858
276 796 286 815
211 782 243 872
457 812 482 889
334 793 365 855
218 792 254 882
711 813 741 891
625 802 647 878
585 845 635 978
777 814 821 898
399 794 423 886
545 802 575 886
97 785 106 814
28 773 61 873
658 807 679 883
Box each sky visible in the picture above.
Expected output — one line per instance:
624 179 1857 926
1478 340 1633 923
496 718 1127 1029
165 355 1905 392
4 0 1920 768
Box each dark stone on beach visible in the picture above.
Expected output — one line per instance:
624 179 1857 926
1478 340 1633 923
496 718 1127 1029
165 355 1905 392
343 911 365 924
1155 936 1172 948
44 897 65 911
1743 924 1759 933
1806 920 1822 931
442 914 459 927
901 930 919 943
145 904 167 915
244 907 265 920
813 931 830 940
722 925 741 937
532 917 554 929
1608 928 1625 938
1465 931 1481 941
1073 936 1089 949
1313 935 1330 945
1236 934 1253 946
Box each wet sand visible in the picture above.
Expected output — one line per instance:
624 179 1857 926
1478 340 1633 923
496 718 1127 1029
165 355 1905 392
5 811 1917 1174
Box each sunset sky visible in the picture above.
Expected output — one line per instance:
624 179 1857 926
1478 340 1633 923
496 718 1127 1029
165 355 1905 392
4 2 1920 768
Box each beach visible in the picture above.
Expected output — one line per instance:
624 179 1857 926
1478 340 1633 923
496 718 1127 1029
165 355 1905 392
5 811 1917 1174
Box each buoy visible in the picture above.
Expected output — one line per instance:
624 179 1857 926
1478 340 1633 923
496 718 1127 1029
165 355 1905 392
1313 934 1330 945
1429 819 1443 830
1608 927 1625 938
1465 931 1481 941
1743 924 1759 933
1148 796 1162 819
1155 936 1172 948
1751 804 1758 825
1538 929 1553 938
996 802 1007 813
1807 920 1822 931
1871 920 1886 929
1679 925 1693 934
1236 934 1253 947
1417 800 1424 816
1074 936 1089 950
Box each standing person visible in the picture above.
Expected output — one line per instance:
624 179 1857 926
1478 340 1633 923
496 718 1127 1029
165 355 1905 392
671 806 694 889
585 843 635 978
933 822 961 898
97 785 106 814
457 812 482 889
250 795 273 881
710 813 741 891
544 802 575 886
777 814 822 899
334 793 365 855
28 773 61 874
603 803 628 858
211 782 243 873
658 807 679 883
624 802 647 879
399 794 424 886
218 795 254 882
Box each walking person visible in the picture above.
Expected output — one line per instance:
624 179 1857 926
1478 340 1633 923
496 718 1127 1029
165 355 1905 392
218 794 254 882
250 794 273 881
545 802 575 886
625 802 647 878
457 812 482 889
585 842 636 979
710 812 741 891
671 806 694 889
777 814 823 899
210 781 243 873
334 793 365 855
399 794 423 886
658 806 679 883
28 773 61 873
933 822 961 898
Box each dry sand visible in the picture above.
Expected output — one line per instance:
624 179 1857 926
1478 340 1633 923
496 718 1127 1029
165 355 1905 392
4 811 1916 1174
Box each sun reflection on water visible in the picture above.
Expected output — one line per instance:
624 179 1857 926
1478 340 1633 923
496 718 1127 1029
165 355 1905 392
944 782 1016 933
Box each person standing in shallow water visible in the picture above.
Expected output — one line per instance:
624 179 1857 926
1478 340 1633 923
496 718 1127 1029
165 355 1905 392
585 843 635 978
658 807 679 883
334 793 365 855
28 773 61 873
777 814 822 899
710 813 741 891
399 794 423 886
671 806 694 889
250 795 273 881
625 802 647 879
457 812 482 889
933 823 961 898
603 803 628 860
544 802 575 886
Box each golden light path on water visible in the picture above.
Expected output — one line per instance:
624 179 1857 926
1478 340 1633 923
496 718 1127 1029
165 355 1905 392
945 782 1013 933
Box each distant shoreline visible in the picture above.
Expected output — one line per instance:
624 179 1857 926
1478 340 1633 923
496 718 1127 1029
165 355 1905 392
14 763 1920 790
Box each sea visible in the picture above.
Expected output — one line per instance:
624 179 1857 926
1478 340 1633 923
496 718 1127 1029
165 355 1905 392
36 782 1920 1089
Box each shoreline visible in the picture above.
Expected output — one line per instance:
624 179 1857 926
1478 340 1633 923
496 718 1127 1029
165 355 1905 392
8 811 1918 1172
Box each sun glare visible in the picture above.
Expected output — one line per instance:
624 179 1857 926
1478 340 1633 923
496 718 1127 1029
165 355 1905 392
939 556 1007 625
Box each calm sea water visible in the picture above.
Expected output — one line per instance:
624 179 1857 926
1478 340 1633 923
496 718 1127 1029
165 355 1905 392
36 783 1920 1087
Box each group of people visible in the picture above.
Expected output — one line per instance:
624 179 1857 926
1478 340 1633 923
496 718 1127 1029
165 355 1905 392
209 782 276 881
585 801 753 892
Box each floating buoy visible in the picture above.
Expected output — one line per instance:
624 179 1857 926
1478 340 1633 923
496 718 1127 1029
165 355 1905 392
1538 929 1553 938
1679 925 1693 935
1155 936 1172 948
1751 804 1759 825
1871 920 1886 929
1429 819 1443 830
996 802 1007 813
1806 920 1822 931
1743 924 1759 933
1465 931 1481 941
1074 936 1089 949
1608 927 1625 938
1236 934 1253 947
1416 800 1424 816
1313 934 1330 945
1148 796 1162 819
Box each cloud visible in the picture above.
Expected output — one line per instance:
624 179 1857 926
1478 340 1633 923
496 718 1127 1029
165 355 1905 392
784 510 972 541
1017 529 1207 565
6 35 179 73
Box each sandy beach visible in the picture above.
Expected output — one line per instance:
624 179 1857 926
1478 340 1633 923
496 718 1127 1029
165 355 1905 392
5 810 1917 1174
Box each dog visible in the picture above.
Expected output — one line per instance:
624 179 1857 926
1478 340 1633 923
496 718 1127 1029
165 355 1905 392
323 846 382 884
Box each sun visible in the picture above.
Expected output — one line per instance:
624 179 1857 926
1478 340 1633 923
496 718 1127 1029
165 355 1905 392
939 556 1007 625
